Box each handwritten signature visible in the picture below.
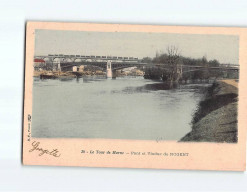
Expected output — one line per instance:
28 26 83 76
29 141 61 157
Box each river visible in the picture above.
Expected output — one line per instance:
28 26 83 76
31 76 210 141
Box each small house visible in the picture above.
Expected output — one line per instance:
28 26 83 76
34 59 46 71
72 66 78 72
78 65 85 72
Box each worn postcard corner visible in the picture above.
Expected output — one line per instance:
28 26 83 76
22 22 247 171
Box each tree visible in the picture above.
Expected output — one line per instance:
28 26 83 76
141 57 153 63
208 59 220 67
167 46 180 67
164 46 181 82
201 56 209 79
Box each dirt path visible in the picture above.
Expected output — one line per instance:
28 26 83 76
222 79 238 88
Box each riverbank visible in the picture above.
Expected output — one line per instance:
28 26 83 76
34 70 105 78
34 69 144 78
180 80 238 143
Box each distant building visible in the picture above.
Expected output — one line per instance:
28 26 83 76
78 65 84 72
34 58 45 64
34 59 46 71
72 66 78 72
71 65 84 72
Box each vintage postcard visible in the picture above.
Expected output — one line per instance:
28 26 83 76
22 22 247 171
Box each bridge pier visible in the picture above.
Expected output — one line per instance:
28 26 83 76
107 60 114 78
57 61 61 72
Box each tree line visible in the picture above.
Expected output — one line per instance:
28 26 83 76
142 47 237 81
141 53 220 67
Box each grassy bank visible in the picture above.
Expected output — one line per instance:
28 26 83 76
180 80 238 143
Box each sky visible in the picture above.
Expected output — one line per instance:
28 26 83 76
35 29 239 64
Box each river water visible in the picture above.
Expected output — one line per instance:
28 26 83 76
31 76 210 141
